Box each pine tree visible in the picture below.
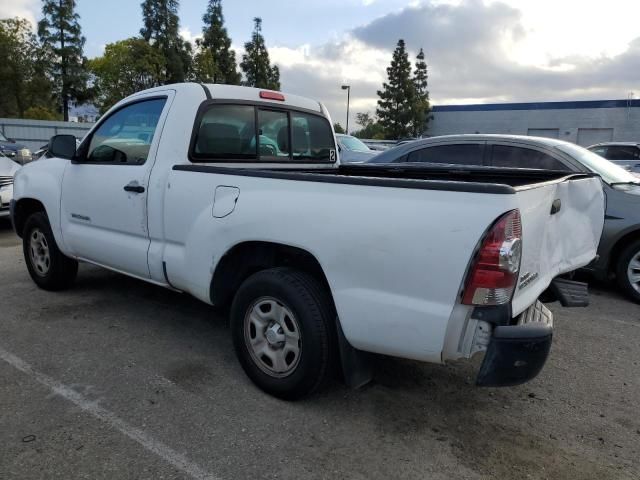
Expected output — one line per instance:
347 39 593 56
410 48 431 137
38 0 89 121
198 0 240 84
376 39 415 139
240 18 280 90
140 0 191 84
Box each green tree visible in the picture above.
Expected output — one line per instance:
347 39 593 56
196 0 240 84
23 105 59 120
89 38 165 112
140 0 192 83
38 0 90 121
376 39 415 139
0 18 56 119
240 18 280 90
353 112 385 139
410 48 431 137
333 122 345 134
191 48 217 83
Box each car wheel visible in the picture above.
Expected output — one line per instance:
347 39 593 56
23 211 78 291
230 267 335 400
615 239 640 303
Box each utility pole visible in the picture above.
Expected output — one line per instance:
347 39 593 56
341 85 351 134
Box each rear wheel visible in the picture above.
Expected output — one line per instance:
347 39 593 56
615 239 640 303
23 212 78 291
230 268 335 400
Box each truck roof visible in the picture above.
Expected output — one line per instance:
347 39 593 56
125 83 325 116
417 134 575 148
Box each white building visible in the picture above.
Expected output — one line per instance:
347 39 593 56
429 99 640 146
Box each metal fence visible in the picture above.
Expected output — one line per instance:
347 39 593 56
0 118 95 151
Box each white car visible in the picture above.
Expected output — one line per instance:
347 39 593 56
335 134 378 163
10 84 605 399
0 152 21 218
587 142 640 174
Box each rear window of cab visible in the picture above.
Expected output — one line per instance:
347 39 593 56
190 103 336 163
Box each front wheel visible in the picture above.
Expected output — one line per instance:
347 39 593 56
615 239 640 303
23 212 78 291
230 268 335 400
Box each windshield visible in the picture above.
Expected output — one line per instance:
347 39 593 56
339 135 370 153
555 143 640 185
0 132 7 142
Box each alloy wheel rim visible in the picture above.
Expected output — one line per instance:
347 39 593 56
29 228 50 277
627 251 640 293
244 297 302 378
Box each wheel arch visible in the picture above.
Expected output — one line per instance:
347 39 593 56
210 241 333 308
12 198 48 238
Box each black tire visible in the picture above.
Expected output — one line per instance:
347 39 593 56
615 239 640 303
230 267 335 400
22 211 78 291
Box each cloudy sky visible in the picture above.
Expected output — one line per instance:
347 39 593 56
2 0 639 128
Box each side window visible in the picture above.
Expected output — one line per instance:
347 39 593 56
589 146 608 157
406 144 484 165
605 146 640 160
193 105 256 159
492 145 570 170
86 99 166 164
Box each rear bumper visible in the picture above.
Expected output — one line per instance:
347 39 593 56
476 300 553 387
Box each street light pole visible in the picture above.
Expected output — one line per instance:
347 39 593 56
341 85 351 135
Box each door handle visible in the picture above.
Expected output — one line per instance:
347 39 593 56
124 183 145 193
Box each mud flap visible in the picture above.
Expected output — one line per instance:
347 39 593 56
336 318 373 389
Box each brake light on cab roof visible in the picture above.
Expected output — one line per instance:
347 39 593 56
259 91 285 101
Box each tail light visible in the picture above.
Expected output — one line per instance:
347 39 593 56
462 209 522 306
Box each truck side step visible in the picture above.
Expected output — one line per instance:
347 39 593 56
549 278 589 307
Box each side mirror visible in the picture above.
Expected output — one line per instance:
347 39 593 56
337 144 342 152
49 134 76 159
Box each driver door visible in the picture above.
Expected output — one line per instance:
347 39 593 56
60 94 171 278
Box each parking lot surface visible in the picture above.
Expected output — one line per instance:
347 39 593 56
0 220 638 480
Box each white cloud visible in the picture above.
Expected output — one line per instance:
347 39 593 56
0 0 39 26
270 0 640 129
179 27 202 46
268 36 390 128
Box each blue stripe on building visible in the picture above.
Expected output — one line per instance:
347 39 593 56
432 99 640 112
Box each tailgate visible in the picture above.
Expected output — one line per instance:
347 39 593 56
511 175 604 315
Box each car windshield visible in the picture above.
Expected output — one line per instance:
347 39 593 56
0 132 7 142
339 136 370 152
555 143 640 185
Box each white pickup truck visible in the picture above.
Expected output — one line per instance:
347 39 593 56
11 84 605 399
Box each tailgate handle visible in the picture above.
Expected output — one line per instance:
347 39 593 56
550 199 561 215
